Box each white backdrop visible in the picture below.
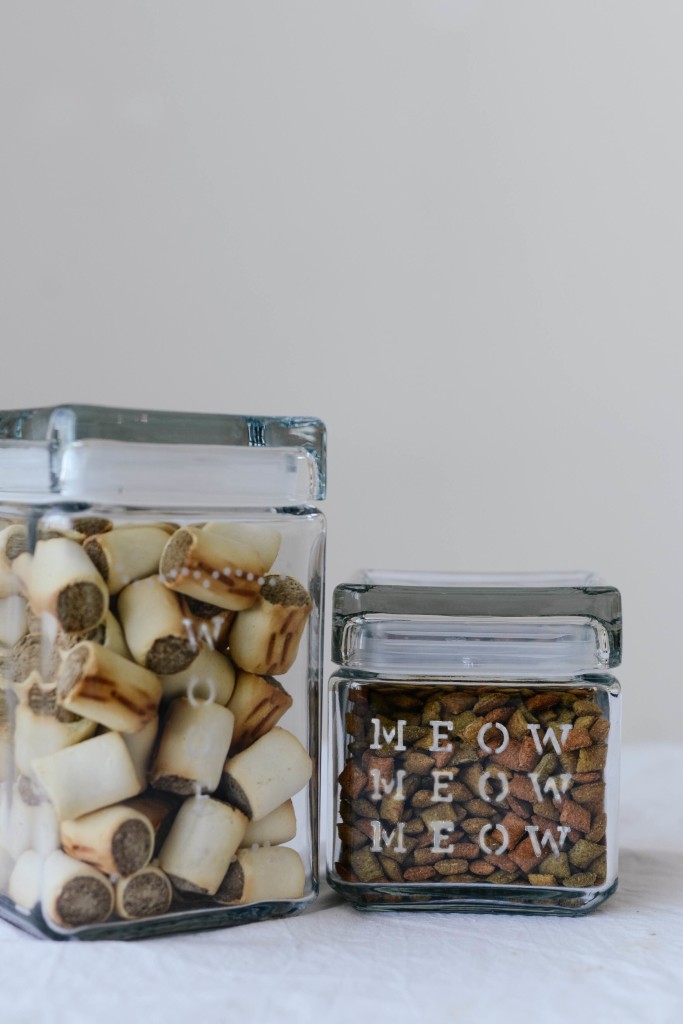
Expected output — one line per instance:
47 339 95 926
1 1 682 742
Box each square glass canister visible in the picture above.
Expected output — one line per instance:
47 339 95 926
0 405 326 939
328 571 621 916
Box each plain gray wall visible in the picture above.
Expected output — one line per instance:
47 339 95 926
2 2 681 742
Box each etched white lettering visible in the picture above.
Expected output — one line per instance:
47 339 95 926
370 820 407 853
479 769 509 804
526 723 573 755
369 768 407 802
432 770 454 802
528 771 573 805
429 820 455 854
525 824 571 858
478 823 510 855
477 721 510 754
369 717 407 752
429 721 453 752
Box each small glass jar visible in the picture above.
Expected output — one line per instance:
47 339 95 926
0 404 326 939
328 571 621 916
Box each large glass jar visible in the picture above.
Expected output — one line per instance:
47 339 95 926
328 571 621 916
0 404 326 939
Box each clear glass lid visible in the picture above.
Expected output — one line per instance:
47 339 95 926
332 571 622 677
0 405 326 506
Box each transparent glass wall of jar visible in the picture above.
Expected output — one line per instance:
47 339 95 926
328 572 621 916
0 405 326 939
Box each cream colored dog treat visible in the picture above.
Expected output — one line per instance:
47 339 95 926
42 850 114 928
118 579 193 673
55 610 131 662
122 716 159 788
151 698 234 796
115 866 173 919
0 566 22 599
203 522 281 572
14 690 97 778
9 849 42 911
226 672 293 754
28 539 108 634
61 804 155 877
160 646 236 706
218 727 312 822
32 731 143 820
118 576 199 675
215 847 305 905
10 552 33 599
240 799 297 848
56 642 162 733
159 797 247 896
70 517 113 538
228 576 312 676
84 526 170 595
159 527 264 611
0 524 28 566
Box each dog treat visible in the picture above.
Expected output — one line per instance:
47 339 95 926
32 731 143 820
14 686 97 778
115 866 173 919
215 846 305 905
28 539 108 634
0 566 22 599
159 797 248 896
61 804 155 876
240 799 297 848
159 527 265 611
118 576 198 675
226 672 293 754
84 526 170 594
160 646 236 706
334 684 610 890
124 792 178 849
218 726 312 821
202 522 281 572
151 698 234 796
8 849 43 911
228 576 312 676
42 850 114 928
70 517 113 538
56 642 162 733
122 717 159 788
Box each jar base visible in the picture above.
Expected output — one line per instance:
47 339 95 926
327 876 617 917
0 890 318 941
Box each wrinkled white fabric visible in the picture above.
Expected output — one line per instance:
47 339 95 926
0 743 680 1024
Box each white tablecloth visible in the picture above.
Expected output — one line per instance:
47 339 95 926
1 744 681 1024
